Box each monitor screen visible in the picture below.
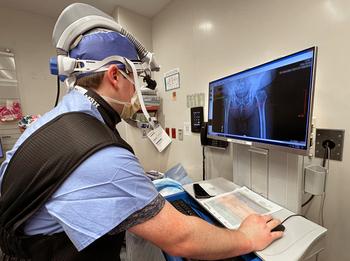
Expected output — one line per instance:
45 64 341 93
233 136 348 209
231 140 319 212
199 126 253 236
208 47 317 155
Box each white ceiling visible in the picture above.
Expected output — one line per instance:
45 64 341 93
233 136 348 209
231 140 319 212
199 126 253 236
0 0 172 19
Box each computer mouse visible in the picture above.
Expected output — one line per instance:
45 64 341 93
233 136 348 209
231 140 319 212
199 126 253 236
271 224 285 232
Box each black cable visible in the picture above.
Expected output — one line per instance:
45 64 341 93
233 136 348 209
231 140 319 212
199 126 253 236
302 140 334 208
280 214 305 225
54 76 60 107
322 147 328 168
202 146 206 180
322 140 335 167
302 195 314 207
320 146 330 226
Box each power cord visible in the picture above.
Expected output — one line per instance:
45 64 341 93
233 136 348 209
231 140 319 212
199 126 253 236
279 214 326 260
301 142 331 261
319 145 330 226
301 195 314 207
322 140 335 168
302 140 334 208
280 214 305 225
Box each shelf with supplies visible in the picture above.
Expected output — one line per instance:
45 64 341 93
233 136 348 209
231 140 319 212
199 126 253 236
141 89 160 110
0 49 22 159
141 105 160 112
128 88 160 128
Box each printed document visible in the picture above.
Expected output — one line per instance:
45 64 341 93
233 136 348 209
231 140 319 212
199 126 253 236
201 187 282 229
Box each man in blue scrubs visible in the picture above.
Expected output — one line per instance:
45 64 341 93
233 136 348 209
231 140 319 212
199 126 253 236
0 3 283 260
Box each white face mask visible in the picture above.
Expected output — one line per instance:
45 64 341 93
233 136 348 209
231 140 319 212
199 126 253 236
101 69 141 119
102 91 141 120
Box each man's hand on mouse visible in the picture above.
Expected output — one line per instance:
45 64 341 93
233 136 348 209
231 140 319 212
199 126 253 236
238 214 284 252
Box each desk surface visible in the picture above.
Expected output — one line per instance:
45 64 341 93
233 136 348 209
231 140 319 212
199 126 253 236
183 178 327 261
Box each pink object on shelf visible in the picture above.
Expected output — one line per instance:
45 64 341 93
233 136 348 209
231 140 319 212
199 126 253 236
0 100 23 122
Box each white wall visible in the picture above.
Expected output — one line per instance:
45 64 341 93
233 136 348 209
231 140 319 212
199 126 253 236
0 7 56 115
112 6 162 171
152 0 350 259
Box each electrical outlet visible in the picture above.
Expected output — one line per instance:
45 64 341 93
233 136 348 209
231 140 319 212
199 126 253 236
141 128 147 138
315 128 345 161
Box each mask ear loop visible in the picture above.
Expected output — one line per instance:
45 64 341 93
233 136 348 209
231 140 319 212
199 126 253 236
123 57 158 129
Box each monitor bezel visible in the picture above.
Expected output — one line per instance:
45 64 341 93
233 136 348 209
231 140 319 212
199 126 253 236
207 46 318 156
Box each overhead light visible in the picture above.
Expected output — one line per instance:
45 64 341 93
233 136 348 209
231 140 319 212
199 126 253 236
323 0 344 22
199 21 213 32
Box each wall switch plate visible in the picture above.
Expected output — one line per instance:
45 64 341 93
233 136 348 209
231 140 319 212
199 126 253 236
141 128 147 138
178 129 183 141
184 122 191 135
315 128 345 161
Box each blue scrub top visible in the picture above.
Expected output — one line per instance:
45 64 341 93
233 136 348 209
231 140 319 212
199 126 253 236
0 89 161 251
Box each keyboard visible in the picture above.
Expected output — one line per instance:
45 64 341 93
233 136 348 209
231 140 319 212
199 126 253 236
170 199 200 217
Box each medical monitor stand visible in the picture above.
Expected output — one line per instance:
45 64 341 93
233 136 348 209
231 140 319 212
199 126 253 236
232 143 303 213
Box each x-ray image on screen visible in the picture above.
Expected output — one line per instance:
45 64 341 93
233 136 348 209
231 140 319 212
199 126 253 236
221 70 276 139
208 47 316 154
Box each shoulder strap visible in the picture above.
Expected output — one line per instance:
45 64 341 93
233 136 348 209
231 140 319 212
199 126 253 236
0 112 130 256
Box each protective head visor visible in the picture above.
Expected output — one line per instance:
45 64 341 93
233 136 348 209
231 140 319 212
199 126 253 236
50 30 153 89
49 3 159 89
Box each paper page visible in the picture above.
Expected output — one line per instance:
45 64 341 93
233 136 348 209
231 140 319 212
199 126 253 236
201 187 283 229
147 125 172 152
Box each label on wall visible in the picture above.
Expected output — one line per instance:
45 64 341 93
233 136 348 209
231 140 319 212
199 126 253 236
187 93 205 108
164 68 180 91
184 122 191 136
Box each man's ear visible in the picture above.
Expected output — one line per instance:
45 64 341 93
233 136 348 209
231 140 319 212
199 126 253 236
106 65 119 87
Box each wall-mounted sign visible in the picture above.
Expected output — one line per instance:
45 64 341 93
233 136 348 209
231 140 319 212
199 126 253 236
164 68 180 91
186 93 205 108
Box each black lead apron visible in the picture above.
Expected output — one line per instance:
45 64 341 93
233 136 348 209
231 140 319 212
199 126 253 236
0 90 134 261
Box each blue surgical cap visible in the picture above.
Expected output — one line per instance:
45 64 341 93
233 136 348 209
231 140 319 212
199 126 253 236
70 31 139 62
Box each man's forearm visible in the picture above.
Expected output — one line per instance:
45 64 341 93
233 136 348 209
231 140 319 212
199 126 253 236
167 215 253 259
129 202 253 260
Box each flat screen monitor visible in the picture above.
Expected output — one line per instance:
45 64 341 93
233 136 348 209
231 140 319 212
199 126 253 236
207 47 317 155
